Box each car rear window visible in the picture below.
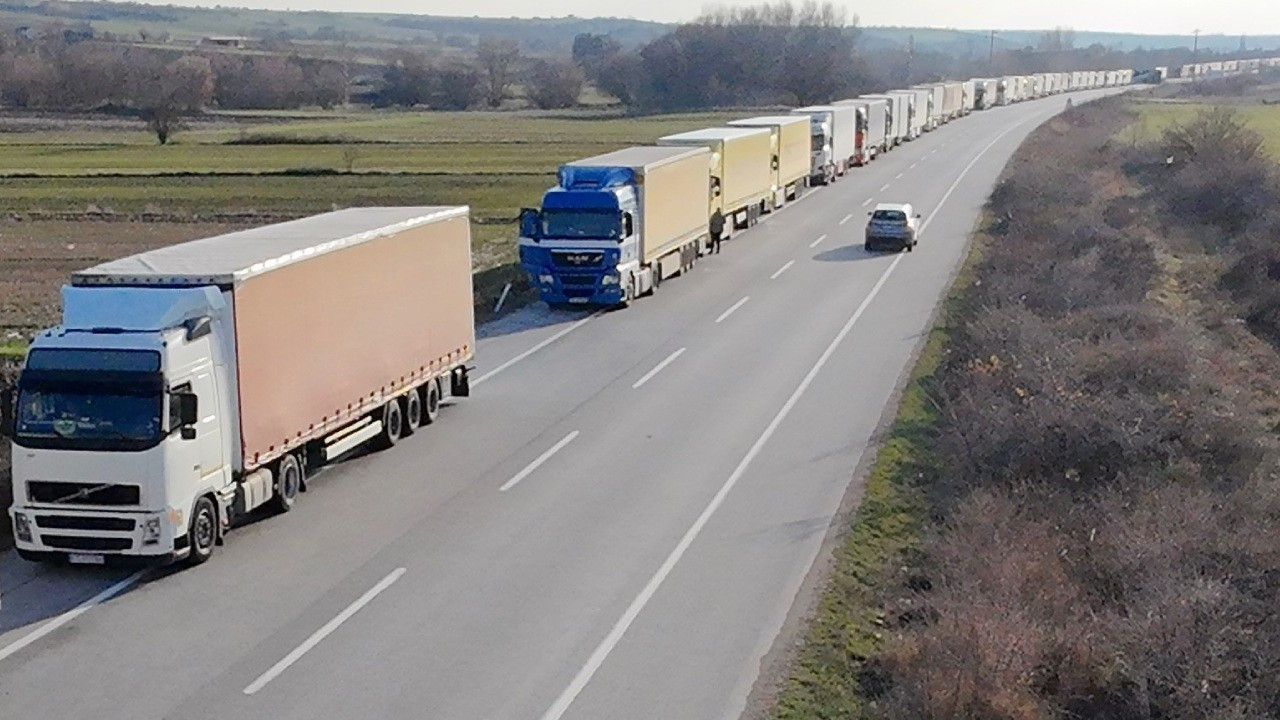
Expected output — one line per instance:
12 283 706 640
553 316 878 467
872 210 907 222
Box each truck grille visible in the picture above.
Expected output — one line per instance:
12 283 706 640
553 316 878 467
40 535 133 551
551 251 604 268
35 515 137 532
28 481 141 506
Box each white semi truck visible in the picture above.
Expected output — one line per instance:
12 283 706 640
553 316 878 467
4 208 476 565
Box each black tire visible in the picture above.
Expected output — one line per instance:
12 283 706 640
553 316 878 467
865 241 873 252
271 454 302 514
422 380 441 425
375 400 403 449
187 496 217 566
403 391 422 433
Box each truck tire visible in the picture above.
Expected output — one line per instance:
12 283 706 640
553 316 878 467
187 496 217 566
375 400 403 449
272 454 302 513
402 391 422 435
422 379 441 425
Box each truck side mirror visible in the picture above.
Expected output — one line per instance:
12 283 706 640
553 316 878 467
0 386 14 438
177 392 199 427
519 208 541 239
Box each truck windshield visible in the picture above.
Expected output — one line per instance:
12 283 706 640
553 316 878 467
542 210 622 240
810 135 825 152
16 387 162 448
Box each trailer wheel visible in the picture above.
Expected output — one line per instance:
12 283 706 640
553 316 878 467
187 496 218 565
271 454 302 513
375 400 403 449
422 380 441 425
402 391 422 434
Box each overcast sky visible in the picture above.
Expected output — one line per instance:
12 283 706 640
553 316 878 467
187 0 1277 36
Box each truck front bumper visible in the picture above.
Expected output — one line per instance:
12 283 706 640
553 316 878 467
10 506 183 564
523 264 627 306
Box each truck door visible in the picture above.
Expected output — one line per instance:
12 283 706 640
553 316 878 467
187 367 225 486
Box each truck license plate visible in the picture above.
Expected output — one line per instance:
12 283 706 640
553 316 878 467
568 297 589 304
68 553 105 565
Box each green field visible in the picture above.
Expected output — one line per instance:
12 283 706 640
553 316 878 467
1126 101 1280 159
0 108 752 268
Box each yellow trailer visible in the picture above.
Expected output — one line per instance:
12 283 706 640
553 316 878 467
727 115 809 209
658 127 773 236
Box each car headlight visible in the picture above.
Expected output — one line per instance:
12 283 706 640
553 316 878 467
142 515 162 545
13 512 32 542
538 274 555 285
600 273 620 286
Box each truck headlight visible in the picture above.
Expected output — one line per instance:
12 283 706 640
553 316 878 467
142 515 162 545
601 273 620 286
13 512 32 542
538 274 555 285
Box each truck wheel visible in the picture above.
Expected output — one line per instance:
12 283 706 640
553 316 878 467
402 391 421 435
187 496 217 565
422 380 441 425
375 400 403 449
272 454 302 513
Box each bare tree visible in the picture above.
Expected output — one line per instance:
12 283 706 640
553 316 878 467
525 59 584 110
131 54 214 144
477 36 519 108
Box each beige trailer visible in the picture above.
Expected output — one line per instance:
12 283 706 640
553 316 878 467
728 115 810 207
658 127 774 229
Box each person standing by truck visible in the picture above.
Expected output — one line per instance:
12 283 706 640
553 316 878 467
709 209 725 254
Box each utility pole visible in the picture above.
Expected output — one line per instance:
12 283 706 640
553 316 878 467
989 30 997 74
1192 29 1200 82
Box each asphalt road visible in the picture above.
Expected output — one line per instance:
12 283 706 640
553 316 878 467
0 89 1120 720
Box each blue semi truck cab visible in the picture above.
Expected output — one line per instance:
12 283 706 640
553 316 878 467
520 147 711 308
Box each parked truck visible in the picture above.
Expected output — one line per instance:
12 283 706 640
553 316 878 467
658 127 773 239
972 78 999 109
727 116 809 208
3 208 475 565
911 84 945 129
519 146 710 307
860 93 909 146
887 89 928 139
836 99 888 162
792 105 856 183
961 80 977 115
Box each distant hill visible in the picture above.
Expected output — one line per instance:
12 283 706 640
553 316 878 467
0 1 1275 58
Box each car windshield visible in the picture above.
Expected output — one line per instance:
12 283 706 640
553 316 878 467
17 388 162 443
542 210 621 240
872 210 908 223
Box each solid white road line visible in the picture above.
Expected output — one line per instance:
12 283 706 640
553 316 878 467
839 213 853 225
879 183 890 192
921 115 1033 233
500 431 580 492
536 253 907 720
243 567 407 695
0 570 146 664
715 296 750 324
473 313 599 387
633 349 687 390
534 110 1040 720
770 260 795 280
809 234 827 248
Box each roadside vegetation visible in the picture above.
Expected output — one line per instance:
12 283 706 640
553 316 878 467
773 84 1280 718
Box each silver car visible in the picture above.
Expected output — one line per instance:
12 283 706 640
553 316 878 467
865 202 921 252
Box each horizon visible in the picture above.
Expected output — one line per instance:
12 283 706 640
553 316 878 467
96 0 1280 38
